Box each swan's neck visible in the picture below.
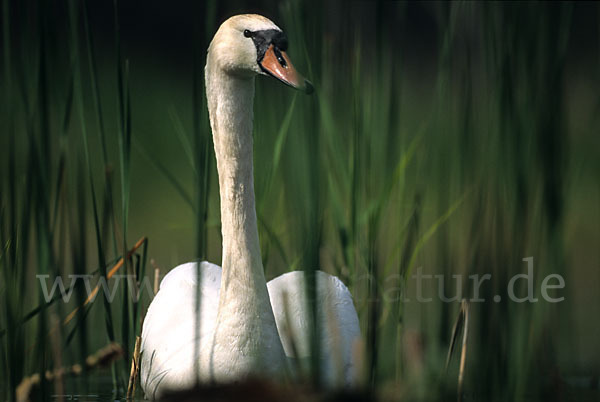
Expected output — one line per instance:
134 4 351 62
205 61 285 375
207 68 262 293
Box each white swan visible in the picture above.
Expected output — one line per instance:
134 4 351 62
140 14 360 398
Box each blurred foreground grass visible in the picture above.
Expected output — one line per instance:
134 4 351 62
1 1 599 400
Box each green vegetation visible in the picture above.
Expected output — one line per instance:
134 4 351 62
1 1 598 400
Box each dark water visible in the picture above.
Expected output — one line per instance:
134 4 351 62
57 375 143 401
54 374 600 401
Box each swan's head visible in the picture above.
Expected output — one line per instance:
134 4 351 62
207 14 313 94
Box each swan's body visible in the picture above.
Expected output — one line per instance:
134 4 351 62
140 14 360 398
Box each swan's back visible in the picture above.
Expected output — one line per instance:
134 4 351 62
140 261 221 399
267 271 361 387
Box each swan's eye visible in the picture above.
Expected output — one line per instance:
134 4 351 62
273 47 287 67
244 29 252 38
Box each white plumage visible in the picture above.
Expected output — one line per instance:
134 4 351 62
140 14 360 399
141 262 221 398
267 271 361 386
141 264 360 397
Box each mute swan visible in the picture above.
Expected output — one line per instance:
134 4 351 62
140 14 360 398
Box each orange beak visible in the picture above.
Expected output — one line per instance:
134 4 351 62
260 45 313 94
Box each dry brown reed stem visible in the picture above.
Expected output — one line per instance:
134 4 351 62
445 299 470 402
62 236 147 326
458 300 469 401
49 315 64 402
151 258 160 295
126 335 142 399
352 338 366 389
16 343 124 402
